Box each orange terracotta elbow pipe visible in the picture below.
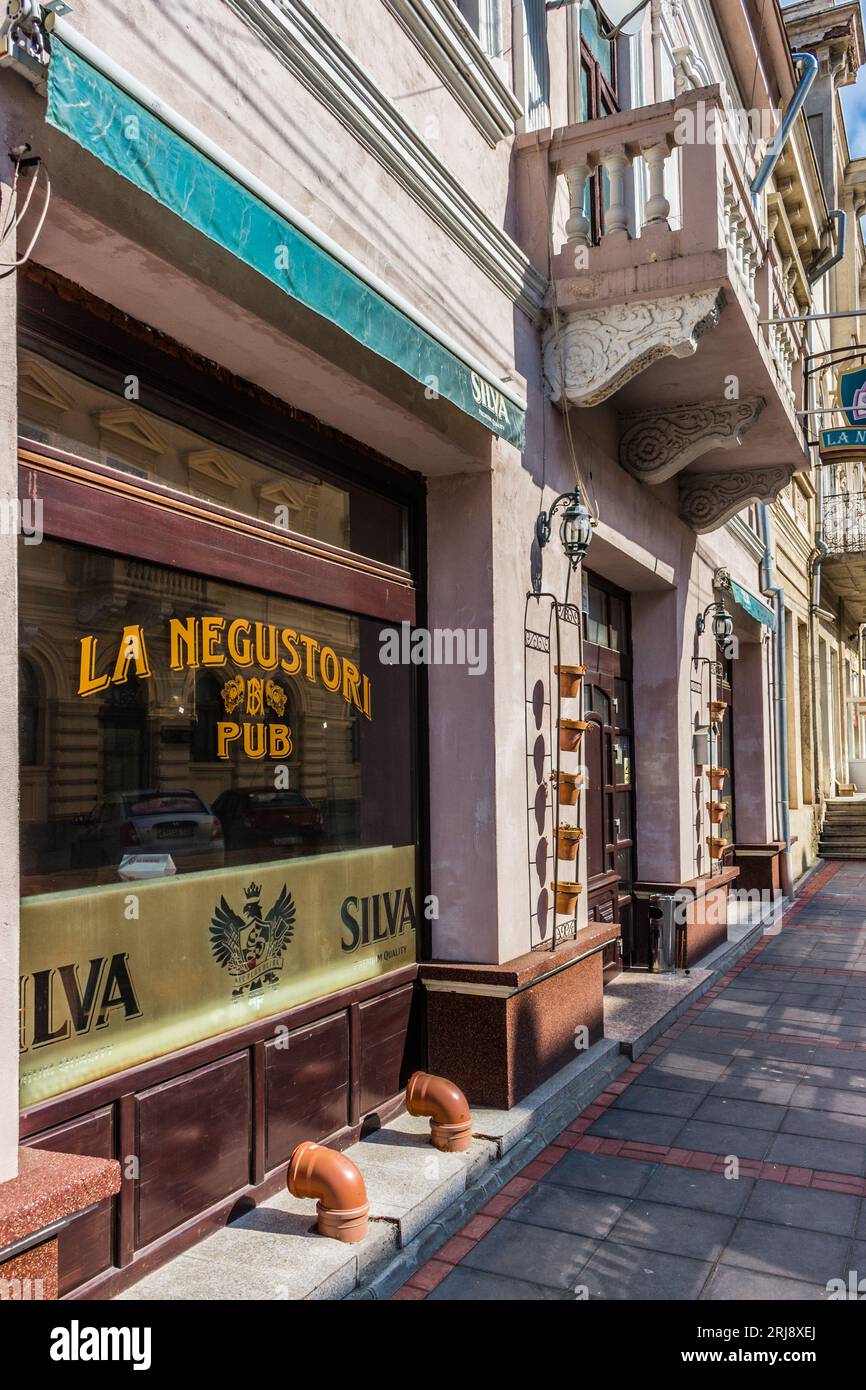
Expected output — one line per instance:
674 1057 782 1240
406 1071 473 1152
287 1141 369 1243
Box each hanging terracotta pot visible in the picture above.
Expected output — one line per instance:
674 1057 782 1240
706 836 728 858
555 664 586 698
705 767 728 791
559 717 589 752
551 880 583 915
556 772 583 806
556 825 584 861
708 700 727 724
706 801 726 825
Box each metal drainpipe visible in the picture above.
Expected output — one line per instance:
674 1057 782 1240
808 209 847 286
760 503 793 896
751 52 819 199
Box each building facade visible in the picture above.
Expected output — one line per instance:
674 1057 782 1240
0 0 862 1298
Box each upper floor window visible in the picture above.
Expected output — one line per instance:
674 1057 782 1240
455 1 504 61
579 3 619 241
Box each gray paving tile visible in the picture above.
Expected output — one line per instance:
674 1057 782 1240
781 1106 866 1144
427 1267 571 1300
636 1067 712 1096
675 1119 773 1161
640 1167 753 1216
693 1095 786 1132
764 1132 866 1176
542 1150 655 1198
587 1108 685 1146
608 1200 734 1262
743 1180 859 1236
701 1267 826 1300
615 1083 703 1118
577 1242 713 1300
505 1181 627 1239
791 1083 866 1116
710 1076 798 1106
461 1217 596 1292
719 1219 850 1284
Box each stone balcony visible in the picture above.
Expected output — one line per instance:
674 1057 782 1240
516 86 812 532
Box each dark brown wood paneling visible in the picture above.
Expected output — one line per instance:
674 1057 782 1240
135 1054 251 1249
264 1013 349 1172
26 1108 116 1295
20 460 415 625
358 984 417 1115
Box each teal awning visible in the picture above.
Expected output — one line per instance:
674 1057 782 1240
45 38 525 450
728 578 776 631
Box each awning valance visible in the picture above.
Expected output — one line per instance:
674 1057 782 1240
727 577 777 631
45 36 526 450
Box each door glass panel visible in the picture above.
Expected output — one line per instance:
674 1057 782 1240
608 596 627 653
614 734 632 785
616 844 634 887
615 791 633 842
613 678 630 728
587 584 607 646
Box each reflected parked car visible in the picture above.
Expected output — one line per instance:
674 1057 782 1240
71 789 224 869
211 789 324 851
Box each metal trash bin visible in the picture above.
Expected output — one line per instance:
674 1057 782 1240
648 893 679 974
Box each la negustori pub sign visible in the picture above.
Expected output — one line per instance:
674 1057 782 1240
820 365 866 461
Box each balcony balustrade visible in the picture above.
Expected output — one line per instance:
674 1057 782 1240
516 85 812 532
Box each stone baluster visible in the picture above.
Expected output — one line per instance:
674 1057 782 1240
641 139 671 227
599 146 630 237
564 161 593 248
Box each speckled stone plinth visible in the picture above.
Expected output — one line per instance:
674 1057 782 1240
0 1148 120 1300
421 925 618 1110
0 1237 57 1300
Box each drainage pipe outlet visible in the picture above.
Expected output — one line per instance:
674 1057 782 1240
406 1071 473 1152
287 1140 370 1244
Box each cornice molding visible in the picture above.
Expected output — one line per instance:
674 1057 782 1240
619 397 765 484
224 0 546 320
726 511 767 563
380 0 522 146
679 466 795 533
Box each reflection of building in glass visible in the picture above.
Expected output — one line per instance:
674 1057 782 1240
18 539 383 894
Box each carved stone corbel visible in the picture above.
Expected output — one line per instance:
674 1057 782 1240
619 397 766 484
678 466 794 533
544 290 725 409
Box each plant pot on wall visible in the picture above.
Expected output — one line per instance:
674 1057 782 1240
551 880 583 915
555 772 584 806
705 767 728 791
556 825 584 861
706 801 726 825
555 664 586 698
558 718 589 752
706 836 728 858
708 701 727 724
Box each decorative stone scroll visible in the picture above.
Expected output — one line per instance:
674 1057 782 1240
678 466 794 533
619 397 766 484
543 290 725 409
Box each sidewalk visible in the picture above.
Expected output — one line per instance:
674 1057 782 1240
395 861 866 1301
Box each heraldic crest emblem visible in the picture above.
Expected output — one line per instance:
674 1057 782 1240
210 881 296 995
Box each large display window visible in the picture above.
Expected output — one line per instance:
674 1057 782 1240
18 538 418 1104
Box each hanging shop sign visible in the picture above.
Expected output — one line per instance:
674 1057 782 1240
820 367 866 461
19 843 417 1105
77 615 373 759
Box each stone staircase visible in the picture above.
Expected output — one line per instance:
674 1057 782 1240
819 796 866 860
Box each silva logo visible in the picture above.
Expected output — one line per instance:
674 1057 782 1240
50 1320 152 1370
470 371 510 426
210 881 296 995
